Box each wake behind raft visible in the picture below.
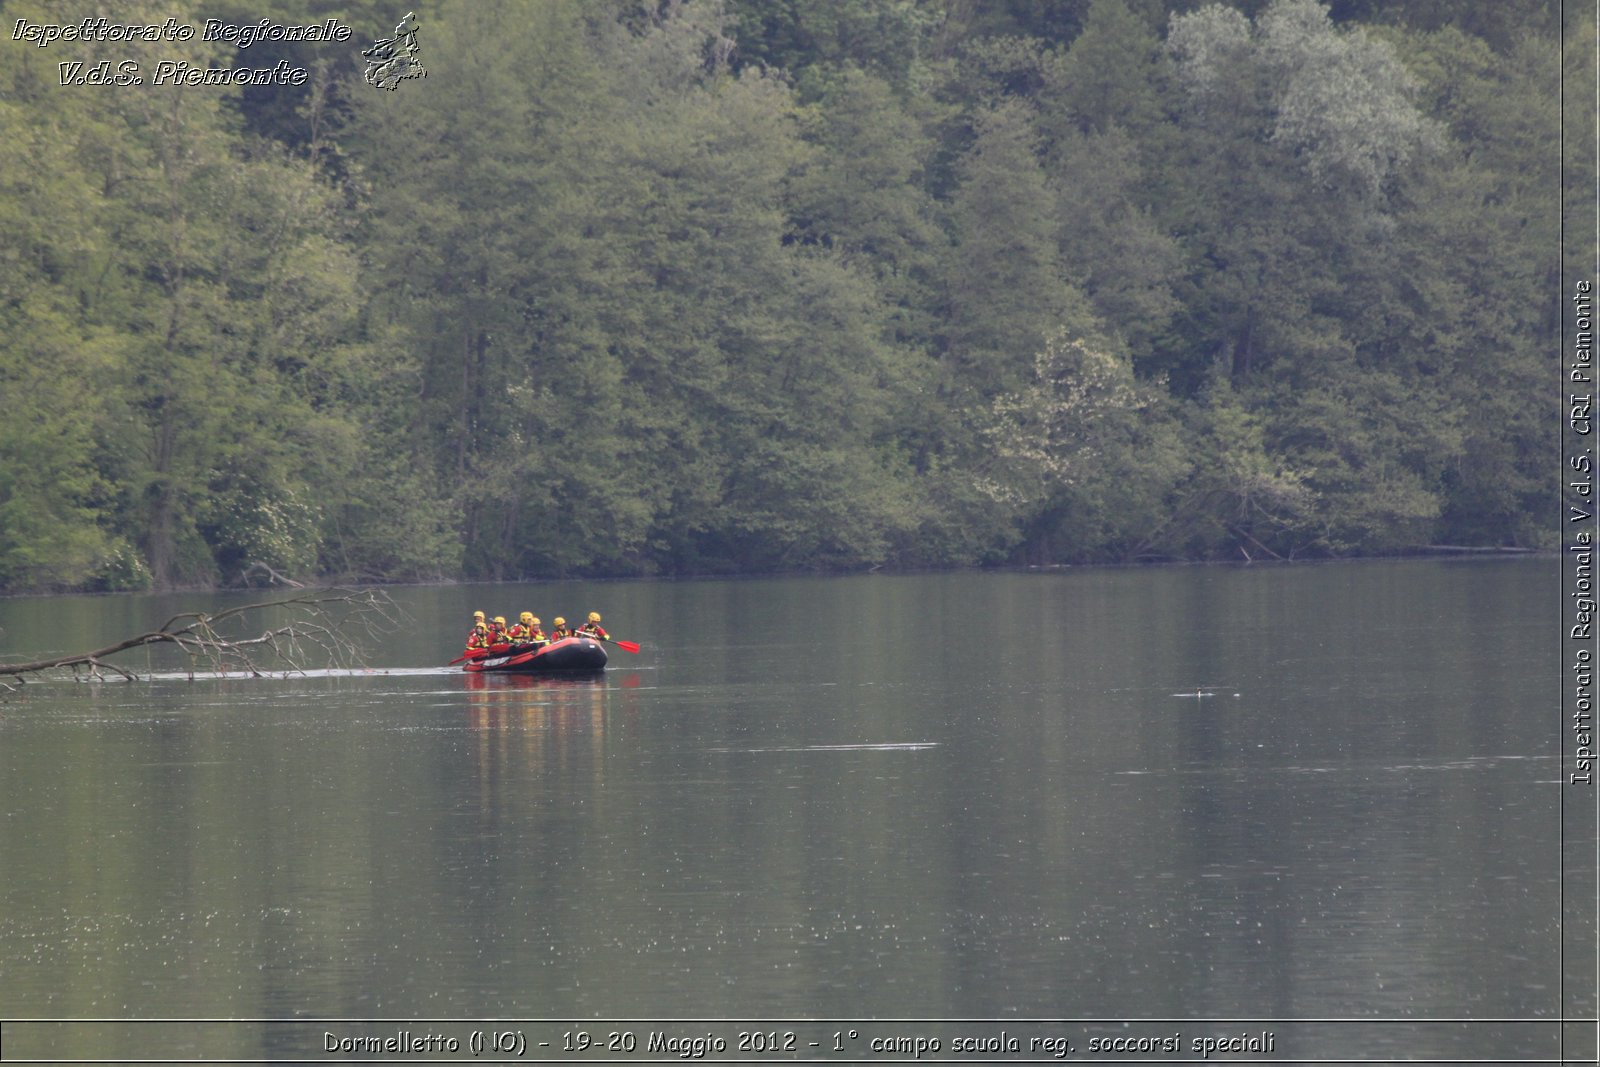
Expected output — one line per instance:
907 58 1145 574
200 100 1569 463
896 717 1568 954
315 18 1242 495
460 637 607 674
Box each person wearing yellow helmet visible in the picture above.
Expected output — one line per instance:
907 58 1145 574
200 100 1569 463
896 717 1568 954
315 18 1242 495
524 615 548 648
506 612 533 643
548 616 572 641
465 610 491 649
487 616 509 644
575 611 610 641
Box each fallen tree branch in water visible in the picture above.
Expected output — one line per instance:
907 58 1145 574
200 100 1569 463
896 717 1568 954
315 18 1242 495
0 588 402 689
238 560 307 588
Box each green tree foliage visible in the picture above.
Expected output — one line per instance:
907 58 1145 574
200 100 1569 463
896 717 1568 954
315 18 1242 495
1050 126 1182 357
351 0 926 575
1162 0 1439 377
940 100 1094 400
725 0 940 88
1040 0 1168 139
1163 376 1314 561
1156 0 1485 553
98 80 360 587
0 35 117 589
985 332 1188 563
0 0 1559 591
788 66 944 345
1 0 370 589
0 311 115 590
351 0 624 577
1373 24 1563 547
1326 0 1561 53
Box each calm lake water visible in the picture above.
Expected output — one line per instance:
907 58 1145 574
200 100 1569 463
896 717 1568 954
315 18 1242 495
0 559 1586 1061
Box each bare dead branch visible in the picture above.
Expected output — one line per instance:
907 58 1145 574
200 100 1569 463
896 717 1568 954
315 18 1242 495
239 561 306 588
1232 525 1285 562
0 588 403 685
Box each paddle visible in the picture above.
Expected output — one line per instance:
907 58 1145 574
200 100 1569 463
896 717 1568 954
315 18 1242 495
589 635 640 654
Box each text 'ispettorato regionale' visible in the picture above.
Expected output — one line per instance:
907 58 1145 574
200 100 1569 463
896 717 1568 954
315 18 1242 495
11 17 353 87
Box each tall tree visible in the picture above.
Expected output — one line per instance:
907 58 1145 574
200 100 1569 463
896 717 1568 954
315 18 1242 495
1155 0 1464 552
939 99 1093 401
984 331 1188 562
352 0 635 576
1 0 366 589
1049 126 1182 358
1375 24 1564 546
1040 0 1168 139
0 31 119 589
1161 0 1439 372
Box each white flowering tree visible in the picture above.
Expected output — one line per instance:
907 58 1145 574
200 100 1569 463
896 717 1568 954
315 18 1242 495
981 331 1186 562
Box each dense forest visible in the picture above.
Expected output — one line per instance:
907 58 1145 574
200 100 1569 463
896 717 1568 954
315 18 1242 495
0 0 1581 592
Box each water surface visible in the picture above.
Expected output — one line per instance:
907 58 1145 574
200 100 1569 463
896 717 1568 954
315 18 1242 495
0 559 1577 1059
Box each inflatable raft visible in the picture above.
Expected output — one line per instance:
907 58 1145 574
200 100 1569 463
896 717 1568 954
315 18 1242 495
460 636 607 674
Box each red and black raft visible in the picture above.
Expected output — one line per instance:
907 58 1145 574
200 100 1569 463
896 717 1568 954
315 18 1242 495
461 637 607 674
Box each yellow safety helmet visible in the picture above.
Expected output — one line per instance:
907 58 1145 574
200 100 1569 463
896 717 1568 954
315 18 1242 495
530 617 541 627
520 612 533 623
553 617 566 627
493 616 506 626
588 612 601 623
473 610 485 619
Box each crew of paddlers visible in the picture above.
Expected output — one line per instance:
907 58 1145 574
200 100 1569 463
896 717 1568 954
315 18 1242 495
465 609 610 650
